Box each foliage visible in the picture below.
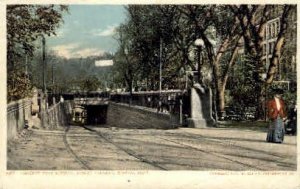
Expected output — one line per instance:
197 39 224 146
79 75 102 92
282 91 297 111
7 5 68 102
114 5 237 90
113 5 244 117
227 5 296 119
227 55 258 111
7 5 68 63
229 5 295 83
30 53 112 93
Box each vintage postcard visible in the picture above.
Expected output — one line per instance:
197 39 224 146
1 1 299 189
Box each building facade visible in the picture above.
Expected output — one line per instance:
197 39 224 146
262 11 297 91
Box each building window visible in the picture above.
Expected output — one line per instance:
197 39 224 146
269 43 273 55
277 21 280 35
273 23 277 36
272 23 276 38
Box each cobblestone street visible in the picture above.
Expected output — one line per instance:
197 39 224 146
7 125 297 171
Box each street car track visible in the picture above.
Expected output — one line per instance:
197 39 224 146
177 131 286 158
81 125 167 170
63 126 92 170
64 125 285 171
64 125 167 170
159 131 294 170
157 136 265 171
80 126 264 170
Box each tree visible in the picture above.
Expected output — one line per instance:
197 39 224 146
114 23 138 93
114 6 185 91
176 5 242 116
113 5 296 120
229 5 296 119
79 76 102 92
7 5 68 102
227 54 258 112
114 5 242 117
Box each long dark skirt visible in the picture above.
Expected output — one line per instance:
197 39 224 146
266 117 285 143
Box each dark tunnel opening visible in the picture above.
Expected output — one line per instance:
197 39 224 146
85 105 108 125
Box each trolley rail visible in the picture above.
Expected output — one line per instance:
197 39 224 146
63 126 92 170
63 125 286 170
81 125 167 170
63 124 167 170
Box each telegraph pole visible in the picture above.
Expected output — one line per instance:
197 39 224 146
42 35 46 95
159 37 162 95
41 35 48 109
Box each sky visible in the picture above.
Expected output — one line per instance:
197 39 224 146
46 5 127 59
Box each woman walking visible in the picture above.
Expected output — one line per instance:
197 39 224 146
266 89 287 143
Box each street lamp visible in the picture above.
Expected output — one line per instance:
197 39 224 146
194 38 204 84
261 73 267 121
187 38 215 128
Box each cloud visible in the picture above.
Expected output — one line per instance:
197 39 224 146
73 48 105 58
92 25 117 37
51 43 79 59
51 43 104 59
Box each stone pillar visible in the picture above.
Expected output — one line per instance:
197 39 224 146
188 85 215 128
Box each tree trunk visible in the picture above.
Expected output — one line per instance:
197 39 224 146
211 34 240 118
217 87 226 116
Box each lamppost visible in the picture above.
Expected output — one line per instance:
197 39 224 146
262 73 267 121
187 38 214 128
194 38 204 84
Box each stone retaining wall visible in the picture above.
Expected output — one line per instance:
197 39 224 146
107 102 177 129
43 102 69 129
7 99 32 140
7 99 176 141
7 99 72 141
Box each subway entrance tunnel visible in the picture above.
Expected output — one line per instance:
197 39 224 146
85 104 108 125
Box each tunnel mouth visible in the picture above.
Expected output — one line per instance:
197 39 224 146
84 104 108 125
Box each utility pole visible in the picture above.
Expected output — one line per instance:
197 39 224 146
42 35 46 95
52 61 54 86
158 37 163 112
24 54 29 95
52 59 56 105
159 37 162 95
41 35 48 109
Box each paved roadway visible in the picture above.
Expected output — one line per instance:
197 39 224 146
7 125 297 170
